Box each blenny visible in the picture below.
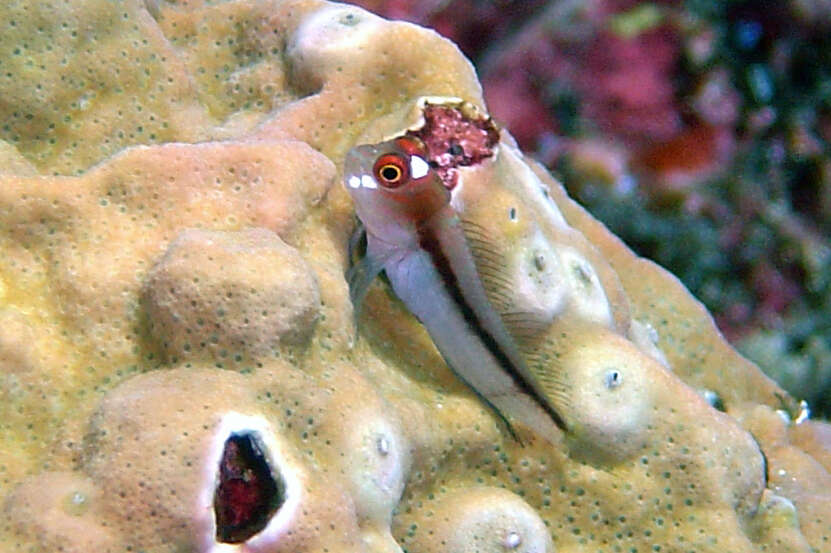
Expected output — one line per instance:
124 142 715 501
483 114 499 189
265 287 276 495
345 135 567 444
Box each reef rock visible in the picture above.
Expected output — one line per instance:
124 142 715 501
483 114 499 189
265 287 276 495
0 1 828 553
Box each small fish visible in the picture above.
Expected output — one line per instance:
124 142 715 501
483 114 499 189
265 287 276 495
344 136 566 443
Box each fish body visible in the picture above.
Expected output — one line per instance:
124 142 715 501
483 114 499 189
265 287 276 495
344 137 565 443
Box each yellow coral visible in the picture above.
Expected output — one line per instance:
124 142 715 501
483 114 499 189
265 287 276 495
0 1 829 553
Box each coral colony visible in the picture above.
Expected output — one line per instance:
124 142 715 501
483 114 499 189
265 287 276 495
0 2 828 553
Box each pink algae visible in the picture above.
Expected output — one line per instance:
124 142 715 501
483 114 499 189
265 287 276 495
408 104 499 190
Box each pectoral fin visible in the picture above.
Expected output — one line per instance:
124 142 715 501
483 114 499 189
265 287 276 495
347 219 367 266
346 224 391 327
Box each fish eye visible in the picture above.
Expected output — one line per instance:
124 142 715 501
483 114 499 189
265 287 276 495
380 164 401 182
373 154 408 188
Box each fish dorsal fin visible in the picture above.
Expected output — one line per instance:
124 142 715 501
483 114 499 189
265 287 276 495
425 213 568 434
518 335 574 415
500 310 556 342
459 217 577 424
458 217 515 313
459 217 553 340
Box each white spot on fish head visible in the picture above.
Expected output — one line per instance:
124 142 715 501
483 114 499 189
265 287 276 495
347 175 361 189
361 174 377 189
410 155 430 179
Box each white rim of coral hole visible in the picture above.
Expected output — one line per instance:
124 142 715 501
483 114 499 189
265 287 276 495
380 95 465 141
197 412 303 553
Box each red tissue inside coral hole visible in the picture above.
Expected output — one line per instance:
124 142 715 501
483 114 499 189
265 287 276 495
407 104 499 190
214 433 284 544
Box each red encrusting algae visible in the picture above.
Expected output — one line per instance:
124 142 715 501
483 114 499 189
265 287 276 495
408 104 499 190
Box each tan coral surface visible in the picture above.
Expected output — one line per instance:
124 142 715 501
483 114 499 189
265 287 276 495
0 1 829 553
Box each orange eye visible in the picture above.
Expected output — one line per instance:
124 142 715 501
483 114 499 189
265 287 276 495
373 154 408 188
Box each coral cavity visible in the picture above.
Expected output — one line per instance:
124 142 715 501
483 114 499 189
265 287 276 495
214 433 284 544
408 104 499 189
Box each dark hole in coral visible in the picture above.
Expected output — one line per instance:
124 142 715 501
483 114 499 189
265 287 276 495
214 432 285 544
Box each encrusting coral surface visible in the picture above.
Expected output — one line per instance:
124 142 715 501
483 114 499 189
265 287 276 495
0 1 829 552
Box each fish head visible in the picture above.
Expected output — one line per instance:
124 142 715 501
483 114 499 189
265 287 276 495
345 136 450 245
